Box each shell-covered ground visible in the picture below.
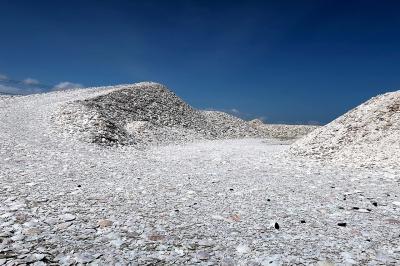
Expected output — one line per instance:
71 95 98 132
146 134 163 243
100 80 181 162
0 86 399 265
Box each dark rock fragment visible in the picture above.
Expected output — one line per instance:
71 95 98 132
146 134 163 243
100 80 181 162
274 222 280 229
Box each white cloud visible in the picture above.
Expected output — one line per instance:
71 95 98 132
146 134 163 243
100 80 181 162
0 84 18 94
0 84 43 95
0 74 8 80
23 78 40 85
254 116 267 123
307 120 321 125
230 108 240 114
53 81 83 91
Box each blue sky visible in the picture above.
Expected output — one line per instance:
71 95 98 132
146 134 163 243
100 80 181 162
1 0 399 124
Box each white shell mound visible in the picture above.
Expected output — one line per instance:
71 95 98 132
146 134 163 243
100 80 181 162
54 82 316 146
290 90 400 168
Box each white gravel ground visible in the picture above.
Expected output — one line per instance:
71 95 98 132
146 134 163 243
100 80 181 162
1 89 400 265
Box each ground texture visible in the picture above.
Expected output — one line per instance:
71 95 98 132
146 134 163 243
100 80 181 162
0 88 399 265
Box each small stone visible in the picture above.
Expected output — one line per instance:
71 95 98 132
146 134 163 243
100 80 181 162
174 248 185 256
341 251 357 264
9 203 26 211
236 243 251 254
230 214 240 222
56 222 72 230
196 251 209 260
257 255 281 265
157 244 168 251
385 219 400 224
15 213 28 223
274 222 280 229
32 262 47 266
60 214 76 221
24 228 41 236
198 239 214 247
75 253 95 264
338 222 347 227
25 254 46 263
148 234 165 241
98 219 113 228
317 260 335 266
1 212 13 219
300 220 306 223
221 258 235 266
253 224 266 231
44 217 58 225
211 214 225 220
110 238 124 248
11 233 25 241
372 202 378 207
57 255 73 265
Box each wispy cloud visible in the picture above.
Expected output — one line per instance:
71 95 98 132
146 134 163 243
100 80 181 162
307 120 320 125
23 78 40 85
0 73 46 95
230 108 240 114
253 116 267 122
53 81 83 91
0 84 19 94
0 84 43 95
203 107 271 123
0 72 84 95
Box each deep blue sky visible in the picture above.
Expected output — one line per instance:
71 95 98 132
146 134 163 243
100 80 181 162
1 0 399 124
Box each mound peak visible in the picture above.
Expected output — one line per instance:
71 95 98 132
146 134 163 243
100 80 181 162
249 119 265 126
290 90 400 168
55 82 205 145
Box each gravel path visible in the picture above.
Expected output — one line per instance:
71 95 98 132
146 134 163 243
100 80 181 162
1 91 400 265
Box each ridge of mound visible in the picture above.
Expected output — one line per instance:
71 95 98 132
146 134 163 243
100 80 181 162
200 111 261 138
53 82 318 146
248 118 265 126
250 121 318 140
54 82 209 145
54 82 266 146
290 90 400 168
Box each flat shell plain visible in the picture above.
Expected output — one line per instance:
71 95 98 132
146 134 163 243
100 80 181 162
0 90 399 265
